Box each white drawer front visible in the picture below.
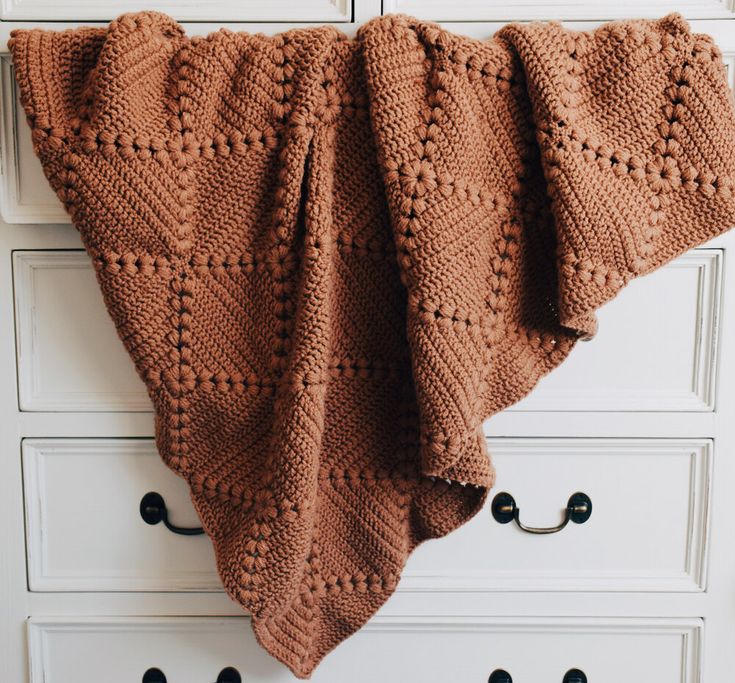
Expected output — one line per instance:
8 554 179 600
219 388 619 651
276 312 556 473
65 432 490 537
23 439 219 591
0 1 351 22
28 616 702 683
403 438 711 592
13 251 151 412
12 248 723 413
23 437 711 593
509 250 722 412
383 0 735 21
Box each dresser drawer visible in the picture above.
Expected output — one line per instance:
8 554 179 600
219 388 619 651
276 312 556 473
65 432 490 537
0 0 351 22
23 439 219 591
23 437 711 593
382 0 735 21
27 616 702 682
13 248 723 413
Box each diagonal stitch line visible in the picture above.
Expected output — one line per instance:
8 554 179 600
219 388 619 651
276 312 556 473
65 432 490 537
191 273 274 377
326 475 414 559
68 160 189 252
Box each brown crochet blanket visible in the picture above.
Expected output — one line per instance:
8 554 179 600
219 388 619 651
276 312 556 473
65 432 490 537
9 11 735 677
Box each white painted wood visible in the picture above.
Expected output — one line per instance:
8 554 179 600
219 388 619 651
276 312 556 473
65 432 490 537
13 251 152 412
0 0 351 22
27 616 703 683
383 0 735 21
691 211 735 683
403 438 712 592
22 439 220 592
510 249 722 412
352 0 380 23
0 220 31 683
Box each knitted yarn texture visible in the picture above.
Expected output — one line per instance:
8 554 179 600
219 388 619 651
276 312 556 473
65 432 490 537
8 11 735 677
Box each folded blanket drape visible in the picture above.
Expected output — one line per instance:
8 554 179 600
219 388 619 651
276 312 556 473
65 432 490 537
8 11 735 677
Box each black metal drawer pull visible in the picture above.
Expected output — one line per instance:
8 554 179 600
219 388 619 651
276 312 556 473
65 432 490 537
491 491 592 534
139 491 205 536
142 667 241 683
488 669 587 683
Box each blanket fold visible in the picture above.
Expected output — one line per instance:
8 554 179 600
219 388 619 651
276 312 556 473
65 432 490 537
9 11 735 677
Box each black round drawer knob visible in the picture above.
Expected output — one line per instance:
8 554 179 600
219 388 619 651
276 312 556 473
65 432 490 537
491 491 592 534
488 670 512 683
217 667 242 683
139 491 205 536
142 669 166 683
563 669 587 683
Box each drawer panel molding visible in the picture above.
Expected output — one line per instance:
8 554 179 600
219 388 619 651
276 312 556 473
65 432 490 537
23 439 219 591
508 250 723 412
13 251 152 412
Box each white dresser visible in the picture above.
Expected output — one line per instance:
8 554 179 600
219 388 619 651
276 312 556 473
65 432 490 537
1 2 735 682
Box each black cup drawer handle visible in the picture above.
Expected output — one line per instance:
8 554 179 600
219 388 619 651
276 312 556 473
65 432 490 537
143 667 241 683
488 669 588 683
491 492 592 534
139 491 205 536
